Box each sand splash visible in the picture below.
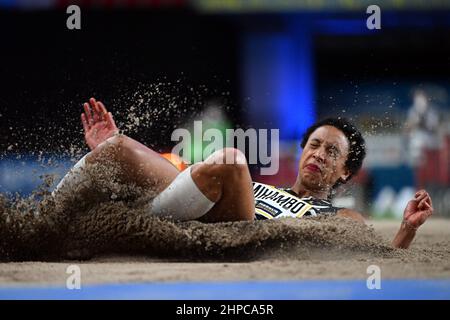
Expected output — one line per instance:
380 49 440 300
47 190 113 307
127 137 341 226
0 81 426 263
0 158 401 263
0 126 412 263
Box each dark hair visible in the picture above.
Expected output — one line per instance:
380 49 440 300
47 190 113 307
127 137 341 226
300 117 366 186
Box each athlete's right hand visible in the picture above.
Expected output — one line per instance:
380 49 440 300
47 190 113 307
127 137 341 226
81 97 119 151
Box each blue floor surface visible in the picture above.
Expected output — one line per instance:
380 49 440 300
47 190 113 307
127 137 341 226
1 279 449 300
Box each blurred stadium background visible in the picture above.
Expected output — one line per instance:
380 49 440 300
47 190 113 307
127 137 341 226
1 0 450 221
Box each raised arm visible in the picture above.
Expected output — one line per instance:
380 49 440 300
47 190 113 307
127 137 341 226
392 189 433 249
81 97 119 150
337 189 434 249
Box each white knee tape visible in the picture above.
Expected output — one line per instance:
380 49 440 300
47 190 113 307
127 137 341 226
150 166 215 221
52 154 90 197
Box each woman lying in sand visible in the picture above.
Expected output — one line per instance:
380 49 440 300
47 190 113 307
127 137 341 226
52 97 434 250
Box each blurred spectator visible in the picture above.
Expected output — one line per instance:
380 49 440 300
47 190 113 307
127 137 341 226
404 89 440 167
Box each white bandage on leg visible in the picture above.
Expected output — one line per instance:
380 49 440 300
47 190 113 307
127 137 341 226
150 166 215 221
51 154 91 197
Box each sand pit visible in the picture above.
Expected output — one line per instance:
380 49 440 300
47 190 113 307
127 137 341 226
0 146 448 287
0 218 449 286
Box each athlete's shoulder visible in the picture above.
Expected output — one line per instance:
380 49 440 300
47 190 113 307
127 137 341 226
336 208 365 223
252 181 275 187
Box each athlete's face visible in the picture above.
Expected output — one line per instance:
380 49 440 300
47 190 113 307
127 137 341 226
298 125 351 192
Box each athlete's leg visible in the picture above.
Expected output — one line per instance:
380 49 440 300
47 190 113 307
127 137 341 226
191 148 255 222
52 134 180 201
54 137 254 223
149 148 255 223
87 134 179 192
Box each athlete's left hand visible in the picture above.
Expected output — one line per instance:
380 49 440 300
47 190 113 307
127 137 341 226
403 189 434 230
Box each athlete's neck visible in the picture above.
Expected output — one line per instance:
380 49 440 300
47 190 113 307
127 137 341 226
290 180 330 200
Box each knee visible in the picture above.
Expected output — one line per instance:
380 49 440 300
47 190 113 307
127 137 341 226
223 148 247 166
200 148 248 180
191 149 250 202
91 134 130 161
205 148 247 166
103 134 127 148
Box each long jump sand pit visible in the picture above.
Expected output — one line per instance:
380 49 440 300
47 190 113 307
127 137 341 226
2 140 447 289
1 218 449 286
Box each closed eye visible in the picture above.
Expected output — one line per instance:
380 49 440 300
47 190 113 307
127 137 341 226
328 147 340 157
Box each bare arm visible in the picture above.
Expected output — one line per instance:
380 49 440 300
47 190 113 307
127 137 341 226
336 189 434 249
392 189 433 249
